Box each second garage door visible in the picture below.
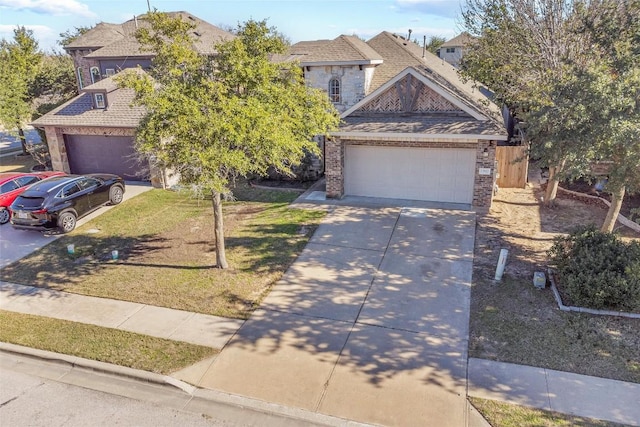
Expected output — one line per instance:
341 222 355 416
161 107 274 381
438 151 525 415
65 135 142 181
344 145 476 204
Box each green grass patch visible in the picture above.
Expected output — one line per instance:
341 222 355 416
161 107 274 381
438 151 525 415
0 153 36 172
0 310 217 374
469 397 631 427
1 184 325 319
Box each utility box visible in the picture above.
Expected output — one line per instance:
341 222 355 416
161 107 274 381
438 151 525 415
533 271 546 289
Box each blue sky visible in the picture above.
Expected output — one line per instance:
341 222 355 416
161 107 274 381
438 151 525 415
0 0 464 52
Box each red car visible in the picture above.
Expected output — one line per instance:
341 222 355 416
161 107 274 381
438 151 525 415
0 171 65 224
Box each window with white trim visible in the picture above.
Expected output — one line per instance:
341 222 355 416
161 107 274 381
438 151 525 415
90 67 101 84
105 68 116 77
446 47 456 53
328 78 340 103
77 67 84 89
94 93 106 109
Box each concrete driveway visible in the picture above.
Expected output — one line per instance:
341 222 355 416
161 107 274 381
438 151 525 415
196 206 476 426
0 182 153 268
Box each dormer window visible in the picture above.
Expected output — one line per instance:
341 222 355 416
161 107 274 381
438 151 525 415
90 67 101 84
329 78 341 103
446 47 456 53
94 93 106 109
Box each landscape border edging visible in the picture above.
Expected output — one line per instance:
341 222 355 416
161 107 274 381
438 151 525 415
547 269 640 319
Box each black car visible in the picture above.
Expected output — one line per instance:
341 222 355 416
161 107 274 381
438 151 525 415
10 174 125 233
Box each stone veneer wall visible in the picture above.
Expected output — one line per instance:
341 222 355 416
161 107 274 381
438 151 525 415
305 65 372 113
325 137 497 209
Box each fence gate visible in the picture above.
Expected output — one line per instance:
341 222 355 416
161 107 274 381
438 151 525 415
496 145 529 188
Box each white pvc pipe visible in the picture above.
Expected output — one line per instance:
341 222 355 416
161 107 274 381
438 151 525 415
494 248 508 281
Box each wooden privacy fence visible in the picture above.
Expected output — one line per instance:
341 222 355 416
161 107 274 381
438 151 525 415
496 145 529 188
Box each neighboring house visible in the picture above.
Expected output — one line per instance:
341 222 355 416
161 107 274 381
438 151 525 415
291 31 507 210
438 33 473 68
32 12 234 185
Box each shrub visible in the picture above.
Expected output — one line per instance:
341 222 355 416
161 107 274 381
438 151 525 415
548 225 640 311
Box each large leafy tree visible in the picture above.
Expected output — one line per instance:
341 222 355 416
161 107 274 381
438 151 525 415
572 0 640 232
119 12 339 268
460 0 592 205
0 27 42 155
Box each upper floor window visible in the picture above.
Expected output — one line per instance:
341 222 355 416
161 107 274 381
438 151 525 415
105 68 116 77
94 93 106 109
90 67 101 84
328 78 340 103
77 67 84 89
446 47 456 53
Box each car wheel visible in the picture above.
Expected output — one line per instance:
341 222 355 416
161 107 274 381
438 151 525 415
0 208 9 225
109 186 124 205
57 212 77 233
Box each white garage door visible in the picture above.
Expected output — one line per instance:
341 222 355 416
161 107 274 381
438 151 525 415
345 145 476 204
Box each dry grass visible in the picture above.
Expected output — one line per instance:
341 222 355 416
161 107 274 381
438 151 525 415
0 310 217 374
470 187 640 383
1 184 325 319
470 397 631 427
0 153 36 172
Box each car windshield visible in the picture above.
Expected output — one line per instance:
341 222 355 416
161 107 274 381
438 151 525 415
12 196 45 209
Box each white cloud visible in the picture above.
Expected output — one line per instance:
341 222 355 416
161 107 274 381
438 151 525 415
0 0 97 18
0 23 58 50
395 0 462 19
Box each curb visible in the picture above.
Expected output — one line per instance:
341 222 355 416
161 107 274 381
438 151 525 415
547 269 640 319
0 342 196 393
0 342 373 426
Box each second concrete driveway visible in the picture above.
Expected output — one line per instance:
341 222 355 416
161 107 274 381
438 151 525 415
0 182 153 268
198 206 476 427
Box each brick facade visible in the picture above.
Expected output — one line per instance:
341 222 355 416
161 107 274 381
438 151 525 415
68 49 100 92
325 136 497 210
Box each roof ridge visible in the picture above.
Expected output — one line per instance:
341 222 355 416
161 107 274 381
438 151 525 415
340 35 372 61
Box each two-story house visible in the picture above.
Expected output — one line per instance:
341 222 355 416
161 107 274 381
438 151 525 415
438 33 473 68
32 11 234 186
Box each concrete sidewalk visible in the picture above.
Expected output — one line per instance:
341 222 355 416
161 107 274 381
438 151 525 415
468 358 640 427
0 281 243 349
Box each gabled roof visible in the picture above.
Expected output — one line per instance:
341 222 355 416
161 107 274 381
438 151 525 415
365 31 503 124
296 35 383 65
441 32 473 48
67 11 234 58
337 67 507 139
31 76 145 129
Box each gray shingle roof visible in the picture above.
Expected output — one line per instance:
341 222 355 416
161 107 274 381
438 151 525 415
297 35 383 64
339 116 505 137
441 33 473 48
69 11 234 58
365 32 503 125
31 77 145 129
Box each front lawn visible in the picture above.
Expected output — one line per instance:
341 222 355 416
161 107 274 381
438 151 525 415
470 397 630 427
1 184 325 319
0 310 216 374
471 187 640 383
